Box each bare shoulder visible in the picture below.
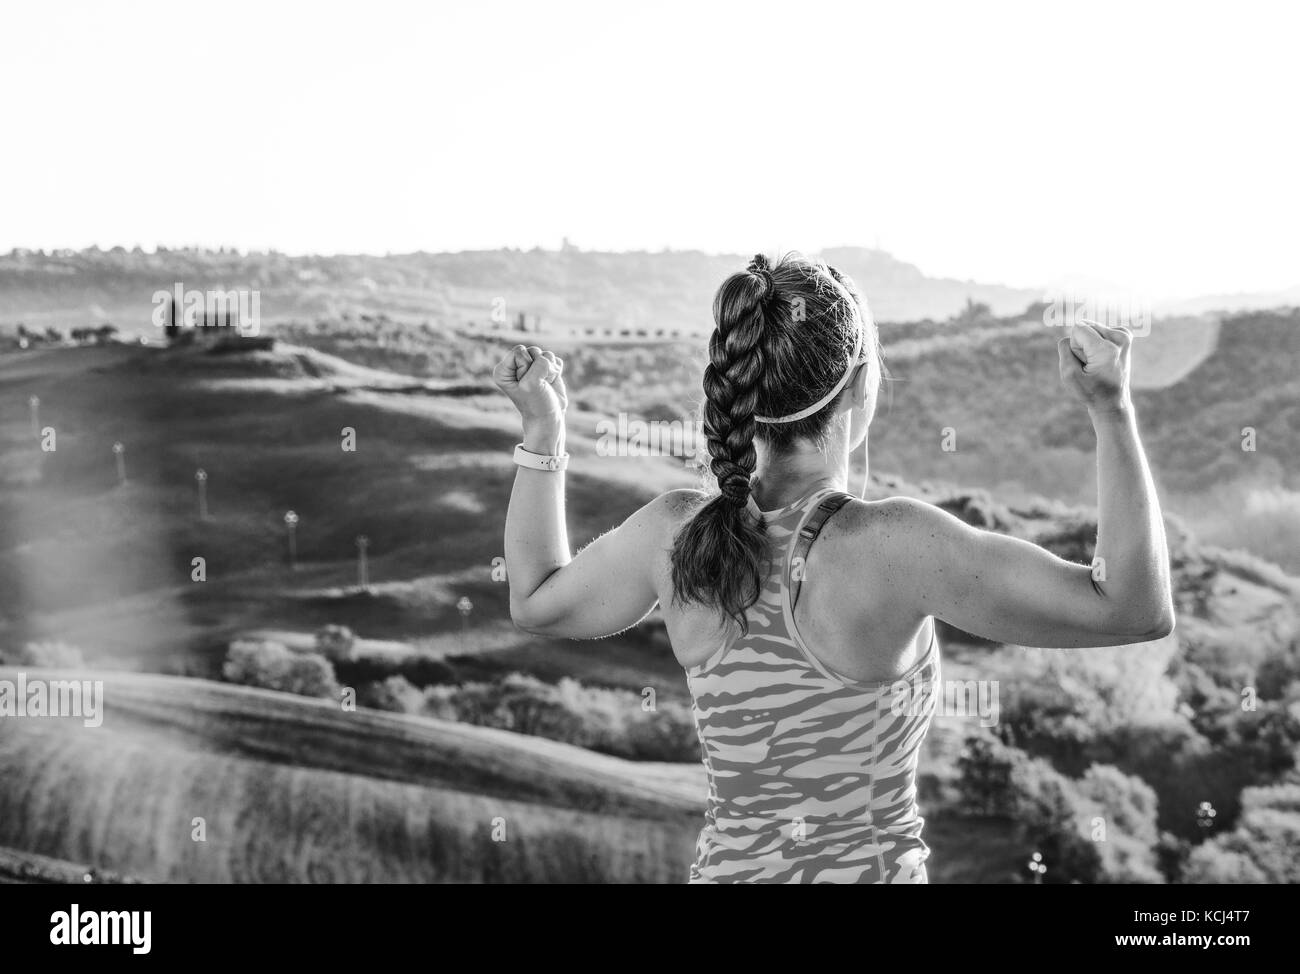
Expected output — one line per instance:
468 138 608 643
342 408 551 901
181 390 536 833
831 495 958 536
655 487 709 518
821 495 967 568
642 488 708 537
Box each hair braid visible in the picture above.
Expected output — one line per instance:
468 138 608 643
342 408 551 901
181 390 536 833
703 291 766 508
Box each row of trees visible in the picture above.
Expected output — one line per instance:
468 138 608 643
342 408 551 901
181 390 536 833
9 323 118 346
219 631 701 763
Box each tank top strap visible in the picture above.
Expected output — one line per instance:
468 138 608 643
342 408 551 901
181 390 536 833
786 488 856 611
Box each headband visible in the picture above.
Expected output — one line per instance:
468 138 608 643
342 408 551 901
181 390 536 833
753 325 865 424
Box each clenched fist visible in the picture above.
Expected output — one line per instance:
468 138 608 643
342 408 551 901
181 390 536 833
1058 321 1133 413
493 344 568 424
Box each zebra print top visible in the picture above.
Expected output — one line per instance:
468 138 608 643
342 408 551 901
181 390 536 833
685 487 940 883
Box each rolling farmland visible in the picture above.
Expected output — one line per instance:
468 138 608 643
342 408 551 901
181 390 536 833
0 668 704 883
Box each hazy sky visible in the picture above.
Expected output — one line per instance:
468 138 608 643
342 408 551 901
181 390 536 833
2 0 1296 298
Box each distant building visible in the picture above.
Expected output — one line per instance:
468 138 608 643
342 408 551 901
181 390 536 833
161 290 273 351
514 311 543 333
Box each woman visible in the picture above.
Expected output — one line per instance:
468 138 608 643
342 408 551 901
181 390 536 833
493 253 1174 883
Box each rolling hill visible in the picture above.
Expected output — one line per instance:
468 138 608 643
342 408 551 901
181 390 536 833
0 245 1043 336
0 667 703 883
2 321 1297 884
0 339 691 684
280 300 1300 570
0 667 1026 883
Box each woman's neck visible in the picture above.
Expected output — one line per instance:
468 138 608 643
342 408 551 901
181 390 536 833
750 432 862 510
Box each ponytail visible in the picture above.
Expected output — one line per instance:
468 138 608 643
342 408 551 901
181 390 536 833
670 252 878 632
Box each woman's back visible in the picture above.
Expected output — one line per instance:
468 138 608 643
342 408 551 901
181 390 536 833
496 253 1172 884
680 487 939 883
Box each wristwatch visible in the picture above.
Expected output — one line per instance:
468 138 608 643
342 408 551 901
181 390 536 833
513 444 570 472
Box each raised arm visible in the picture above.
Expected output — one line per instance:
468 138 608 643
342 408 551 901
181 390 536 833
493 344 664 638
880 323 1174 649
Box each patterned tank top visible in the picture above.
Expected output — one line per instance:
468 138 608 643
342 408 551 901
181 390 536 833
686 487 940 883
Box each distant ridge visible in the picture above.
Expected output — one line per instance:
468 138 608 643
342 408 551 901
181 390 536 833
0 245 1042 335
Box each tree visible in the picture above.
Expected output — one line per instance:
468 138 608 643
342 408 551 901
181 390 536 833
955 736 1163 882
1182 844 1267 883
358 675 423 714
314 624 356 662
1010 757 1105 883
222 639 339 699
1078 764 1160 847
957 735 1019 816
1183 785 1300 884
1077 764 1162 882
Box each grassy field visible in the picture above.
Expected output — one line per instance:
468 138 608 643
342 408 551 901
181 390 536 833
0 667 1022 883
0 341 693 691
0 667 705 883
0 846 137 884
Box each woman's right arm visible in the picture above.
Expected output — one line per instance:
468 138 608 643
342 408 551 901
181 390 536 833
874 323 1174 649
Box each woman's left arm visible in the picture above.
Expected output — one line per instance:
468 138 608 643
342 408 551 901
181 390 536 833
495 344 666 638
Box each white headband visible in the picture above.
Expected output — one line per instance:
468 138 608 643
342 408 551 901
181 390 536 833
753 326 865 425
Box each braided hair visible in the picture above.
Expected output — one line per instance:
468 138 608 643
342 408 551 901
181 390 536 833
669 252 881 630
705 254 771 512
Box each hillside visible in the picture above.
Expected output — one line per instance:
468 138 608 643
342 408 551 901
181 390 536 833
0 340 690 684
869 306 1300 572
6 247 1296 345
6 327 1294 679
0 667 702 883
0 246 1042 336
0 667 1028 883
278 302 1300 570
870 306 1300 497
2 335 1298 883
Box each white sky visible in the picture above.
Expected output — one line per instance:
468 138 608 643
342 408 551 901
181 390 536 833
1 0 1296 298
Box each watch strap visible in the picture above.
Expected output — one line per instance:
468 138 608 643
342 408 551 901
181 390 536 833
513 444 569 472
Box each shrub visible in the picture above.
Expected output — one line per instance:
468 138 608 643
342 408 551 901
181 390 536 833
222 639 340 699
1076 764 1162 883
426 674 591 744
1182 845 1268 883
1255 638 1300 700
1078 765 1159 844
957 735 1018 816
1183 785 1300 884
1008 756 1105 884
955 736 1161 883
422 673 699 761
357 675 424 714
8 642 85 668
1085 718 1255 839
314 624 356 662
985 641 1181 777
619 699 701 761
